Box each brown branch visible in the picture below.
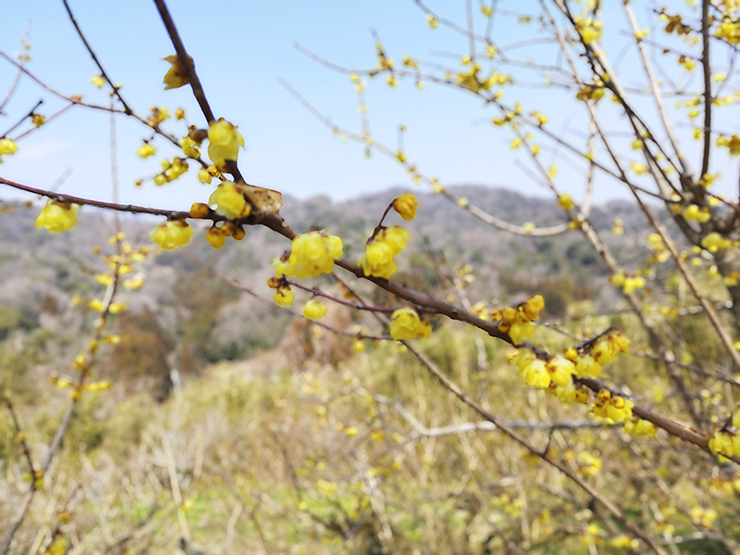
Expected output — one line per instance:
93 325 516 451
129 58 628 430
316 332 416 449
3 398 37 480
0 176 191 219
151 0 215 124
402 340 665 554
700 0 712 177
61 0 133 115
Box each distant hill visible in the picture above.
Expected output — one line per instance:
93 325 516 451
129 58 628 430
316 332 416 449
0 185 649 385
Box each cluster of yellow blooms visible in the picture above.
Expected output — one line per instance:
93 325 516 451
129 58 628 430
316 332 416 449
708 409 740 459
510 348 585 393
590 388 633 423
510 331 630 388
360 227 410 280
137 143 156 158
610 271 646 295
497 294 544 345
276 230 344 279
570 330 630 379
153 157 189 185
701 232 732 253
389 307 431 341
204 222 245 249
574 17 603 45
35 200 77 233
152 220 193 250
0 137 19 162
716 134 740 156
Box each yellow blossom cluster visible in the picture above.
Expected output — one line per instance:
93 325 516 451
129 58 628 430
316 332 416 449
510 349 581 393
715 15 740 44
566 330 630 380
576 82 605 103
360 226 409 280
591 388 633 423
701 232 732 253
716 134 740 156
557 193 575 210
576 451 602 477
148 106 169 127
152 220 193 250
35 200 77 233
277 230 343 279
209 181 251 220
708 408 740 458
389 307 431 340
154 157 189 185
682 203 711 222
207 118 244 167
180 136 201 158
497 294 544 345
575 17 602 45
204 222 245 249
623 415 658 437
137 143 156 158
0 138 18 162
610 271 646 295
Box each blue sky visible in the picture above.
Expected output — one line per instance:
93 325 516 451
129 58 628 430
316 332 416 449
1 1 738 212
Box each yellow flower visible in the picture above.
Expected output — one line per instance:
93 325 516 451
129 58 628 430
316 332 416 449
91 75 105 88
207 118 244 166
198 169 212 184
285 230 343 279
137 143 156 158
148 106 169 127
32 113 46 127
623 416 657 437
209 181 250 220
546 355 574 387
389 308 431 340
109 302 128 314
708 431 736 458
189 202 209 218
0 138 18 158
206 227 226 249
303 299 327 320
273 286 295 307
557 194 574 210
360 227 409 280
35 200 77 233
508 320 534 345
393 194 418 221
701 232 732 253
179 136 201 158
162 54 190 90
521 358 551 389
554 381 589 404
717 134 740 156
522 295 544 320
574 354 602 378
152 220 193 250
604 396 633 423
